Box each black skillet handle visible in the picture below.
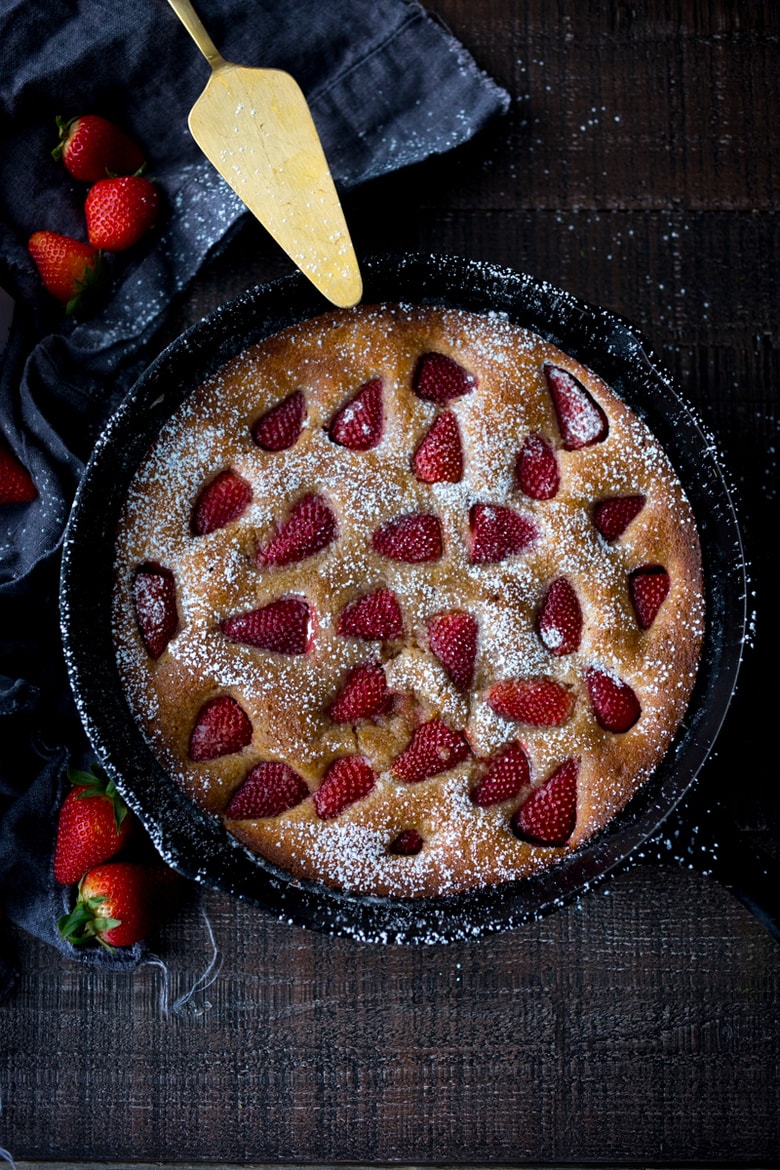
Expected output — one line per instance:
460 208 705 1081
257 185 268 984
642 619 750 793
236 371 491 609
643 796 780 943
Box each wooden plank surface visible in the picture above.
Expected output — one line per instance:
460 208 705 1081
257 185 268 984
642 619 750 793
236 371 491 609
2 1 779 1167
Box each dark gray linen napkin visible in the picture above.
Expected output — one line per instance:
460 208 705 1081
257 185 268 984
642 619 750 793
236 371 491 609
0 0 509 992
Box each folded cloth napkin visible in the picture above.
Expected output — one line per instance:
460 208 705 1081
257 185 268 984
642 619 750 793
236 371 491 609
0 0 509 992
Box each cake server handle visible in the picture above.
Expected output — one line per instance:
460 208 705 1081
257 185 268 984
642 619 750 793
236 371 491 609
165 0 226 68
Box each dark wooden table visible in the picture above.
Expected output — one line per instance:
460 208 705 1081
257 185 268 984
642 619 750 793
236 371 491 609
2 2 779 1167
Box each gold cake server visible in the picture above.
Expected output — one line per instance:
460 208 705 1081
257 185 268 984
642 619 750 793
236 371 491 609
165 0 362 307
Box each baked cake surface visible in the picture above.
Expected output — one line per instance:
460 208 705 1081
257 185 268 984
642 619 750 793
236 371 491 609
112 302 704 898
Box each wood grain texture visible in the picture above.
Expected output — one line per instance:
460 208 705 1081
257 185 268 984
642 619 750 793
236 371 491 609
2 1 778 1166
3 870 780 1165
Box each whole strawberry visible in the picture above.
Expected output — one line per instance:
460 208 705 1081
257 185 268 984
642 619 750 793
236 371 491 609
53 114 146 182
27 230 103 314
0 438 37 505
85 175 160 251
58 861 181 950
53 765 134 886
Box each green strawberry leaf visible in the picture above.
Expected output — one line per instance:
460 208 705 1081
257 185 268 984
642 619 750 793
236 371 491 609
67 763 130 832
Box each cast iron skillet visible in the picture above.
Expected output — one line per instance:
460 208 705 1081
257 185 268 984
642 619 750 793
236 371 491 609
59 252 766 944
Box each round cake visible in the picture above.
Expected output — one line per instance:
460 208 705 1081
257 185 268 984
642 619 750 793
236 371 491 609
112 302 705 898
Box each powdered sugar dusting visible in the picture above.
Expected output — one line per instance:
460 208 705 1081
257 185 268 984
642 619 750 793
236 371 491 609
112 302 705 900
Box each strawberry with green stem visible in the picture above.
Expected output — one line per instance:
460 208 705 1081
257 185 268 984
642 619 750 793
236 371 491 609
27 230 104 315
58 861 184 950
53 764 134 886
53 114 146 182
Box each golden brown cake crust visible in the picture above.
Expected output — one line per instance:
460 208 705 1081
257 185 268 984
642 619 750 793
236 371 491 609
112 303 704 898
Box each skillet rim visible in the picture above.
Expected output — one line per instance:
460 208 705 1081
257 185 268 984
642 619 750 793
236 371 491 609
58 251 747 944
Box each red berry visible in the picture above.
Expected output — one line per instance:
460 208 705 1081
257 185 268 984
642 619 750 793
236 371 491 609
53 114 145 182
585 666 641 732
252 390 306 451
313 756 376 820
389 829 424 855
225 762 309 818
85 175 160 251
329 662 389 722
471 741 530 807
468 503 538 564
392 718 470 784
192 468 251 535
27 230 103 314
544 362 608 450
487 677 575 727
512 758 579 845
328 379 383 450
536 577 583 656
592 494 646 542
337 589 403 641
516 432 560 499
372 512 443 563
257 493 337 567
629 564 670 630
427 610 478 690
413 352 477 403
413 410 463 483
188 695 253 762
58 861 182 950
0 438 37 504
53 766 134 886
132 562 178 658
220 596 312 655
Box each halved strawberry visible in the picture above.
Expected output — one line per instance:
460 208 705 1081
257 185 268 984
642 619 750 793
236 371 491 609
427 611 478 690
592 494 646 542
328 378 383 450
220 596 312 654
536 577 583 656
629 564 670 630
252 390 306 451
313 755 376 820
586 666 641 732
225 761 309 818
389 829 424 855
486 677 575 727
337 588 403 640
257 493 337 567
470 741 530 807
391 717 470 784
372 512 443 563
329 663 388 722
413 410 463 483
189 695 253 762
132 562 178 658
0 438 37 504
192 469 252 535
512 757 578 845
413 352 477 403
468 503 539 564
516 432 560 500
544 362 608 450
